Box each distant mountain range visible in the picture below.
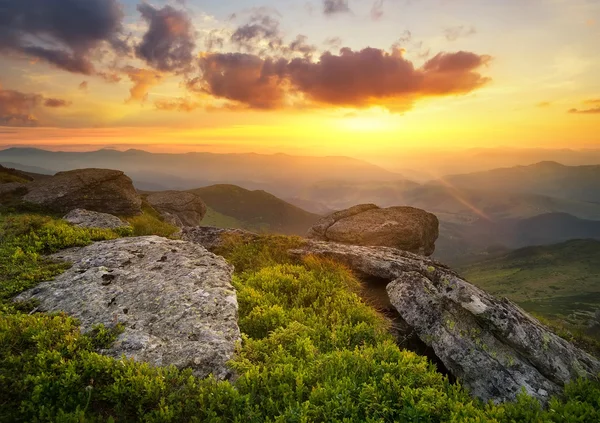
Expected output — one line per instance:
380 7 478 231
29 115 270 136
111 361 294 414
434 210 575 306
437 161 600 203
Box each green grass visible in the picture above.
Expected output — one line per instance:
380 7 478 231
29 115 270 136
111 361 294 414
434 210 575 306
459 240 600 325
1 213 600 421
201 206 249 230
125 200 179 238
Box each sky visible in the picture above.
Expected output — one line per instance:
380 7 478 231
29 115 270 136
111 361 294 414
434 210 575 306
0 0 599 157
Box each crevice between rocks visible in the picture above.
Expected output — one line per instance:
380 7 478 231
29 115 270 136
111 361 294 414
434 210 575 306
358 274 456 383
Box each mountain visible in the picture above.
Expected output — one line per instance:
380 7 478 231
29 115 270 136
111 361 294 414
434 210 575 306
459 239 600 325
438 162 600 203
435 213 600 265
189 184 321 235
0 148 401 196
0 164 49 183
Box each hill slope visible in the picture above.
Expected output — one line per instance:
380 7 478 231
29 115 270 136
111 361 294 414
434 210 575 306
459 239 600 325
190 184 321 235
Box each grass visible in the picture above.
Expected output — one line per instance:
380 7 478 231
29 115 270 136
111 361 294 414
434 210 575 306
124 200 179 238
1 212 600 422
459 240 600 327
201 206 249 230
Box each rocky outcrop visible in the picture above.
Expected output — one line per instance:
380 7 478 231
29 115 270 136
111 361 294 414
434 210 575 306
307 204 439 256
64 209 132 230
290 240 600 404
0 182 28 202
181 226 258 251
16 236 240 380
23 168 141 215
146 191 207 228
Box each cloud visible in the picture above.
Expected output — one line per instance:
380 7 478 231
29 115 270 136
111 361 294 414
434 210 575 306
123 67 164 103
323 37 343 50
79 81 89 91
568 98 600 114
136 4 196 73
97 71 122 83
230 11 283 53
371 0 385 21
536 101 552 108
155 97 200 112
568 107 600 114
324 0 351 15
43 98 72 108
444 26 477 42
0 86 71 126
0 0 127 75
188 48 491 111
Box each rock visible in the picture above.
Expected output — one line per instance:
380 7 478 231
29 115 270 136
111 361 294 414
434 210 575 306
146 191 207 228
307 204 439 256
290 240 600 404
182 226 259 250
16 236 240 379
63 209 132 230
0 182 28 202
23 168 141 215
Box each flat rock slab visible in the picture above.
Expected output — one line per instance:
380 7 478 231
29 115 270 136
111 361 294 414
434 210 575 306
17 236 240 380
146 191 207 228
291 240 600 404
182 226 259 250
64 209 132 230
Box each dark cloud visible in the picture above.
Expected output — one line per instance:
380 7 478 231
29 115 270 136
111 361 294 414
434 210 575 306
324 0 351 15
188 53 288 109
122 66 164 103
0 86 70 126
136 4 196 73
444 26 477 41
0 0 126 75
190 48 491 111
231 12 282 53
43 98 72 108
287 35 317 58
155 97 200 112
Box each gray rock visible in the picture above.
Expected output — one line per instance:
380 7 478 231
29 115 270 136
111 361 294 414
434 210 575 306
23 168 141 215
16 236 240 379
0 182 28 202
64 209 132 230
290 240 600 404
146 191 207 228
182 226 258 250
307 204 439 256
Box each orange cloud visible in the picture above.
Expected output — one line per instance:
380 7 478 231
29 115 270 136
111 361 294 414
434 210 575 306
123 67 164 103
154 97 201 112
568 98 600 114
0 85 71 126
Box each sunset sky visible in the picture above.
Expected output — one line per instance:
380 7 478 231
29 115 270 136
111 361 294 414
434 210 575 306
0 0 599 157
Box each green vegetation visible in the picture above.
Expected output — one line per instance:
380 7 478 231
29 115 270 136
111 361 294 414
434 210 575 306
190 184 320 235
459 240 600 325
201 206 248 230
0 165 32 184
0 214 128 308
125 200 179 238
1 212 600 421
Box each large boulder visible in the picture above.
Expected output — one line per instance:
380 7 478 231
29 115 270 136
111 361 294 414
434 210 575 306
0 182 28 203
290 241 600 404
23 168 141 215
16 236 240 379
146 191 207 228
307 204 439 256
64 209 132 230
